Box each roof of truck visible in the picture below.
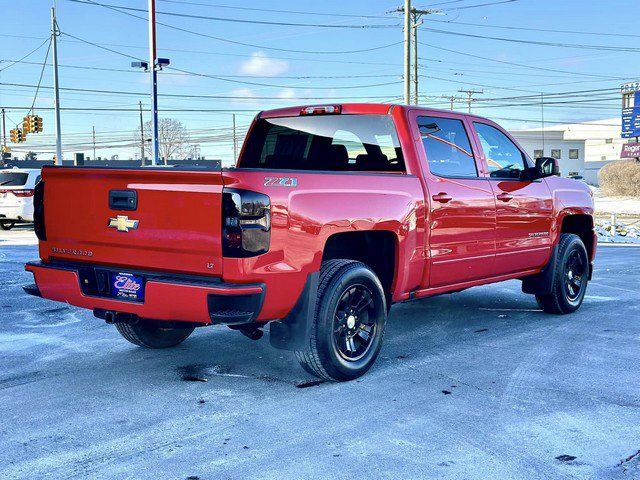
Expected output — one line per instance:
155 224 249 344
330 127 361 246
257 103 494 123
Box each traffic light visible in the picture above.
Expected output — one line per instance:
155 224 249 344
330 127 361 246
33 115 43 133
23 116 31 133
11 128 26 143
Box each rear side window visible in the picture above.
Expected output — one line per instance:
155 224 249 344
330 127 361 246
240 115 405 172
418 116 477 178
0 172 28 186
474 123 528 179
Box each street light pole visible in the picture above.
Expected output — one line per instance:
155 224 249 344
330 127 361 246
51 7 62 165
148 0 160 166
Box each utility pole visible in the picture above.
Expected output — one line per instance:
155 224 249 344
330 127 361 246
541 92 545 153
51 7 62 165
139 101 145 165
148 0 160 165
1 108 6 150
232 113 237 162
443 95 461 111
396 5 442 105
459 88 483 113
412 12 421 105
403 0 411 105
92 126 96 161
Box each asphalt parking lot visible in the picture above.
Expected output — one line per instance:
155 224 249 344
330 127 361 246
1 236 639 480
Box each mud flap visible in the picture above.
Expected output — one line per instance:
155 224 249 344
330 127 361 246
522 244 559 295
269 272 318 351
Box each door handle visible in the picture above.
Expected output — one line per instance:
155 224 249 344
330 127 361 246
497 192 513 202
432 192 452 203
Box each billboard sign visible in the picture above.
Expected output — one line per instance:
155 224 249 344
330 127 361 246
621 142 640 159
622 90 640 139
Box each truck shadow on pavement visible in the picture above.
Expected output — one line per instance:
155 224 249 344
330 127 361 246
106 280 563 389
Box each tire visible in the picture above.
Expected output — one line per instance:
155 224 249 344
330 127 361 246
295 260 387 382
536 233 589 314
0 221 15 231
115 321 195 348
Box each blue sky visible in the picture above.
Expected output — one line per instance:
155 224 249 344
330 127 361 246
0 0 637 163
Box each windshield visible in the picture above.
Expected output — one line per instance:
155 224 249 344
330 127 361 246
240 115 405 172
0 172 28 186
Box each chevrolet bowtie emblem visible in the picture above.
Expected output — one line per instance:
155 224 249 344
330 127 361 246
108 215 139 232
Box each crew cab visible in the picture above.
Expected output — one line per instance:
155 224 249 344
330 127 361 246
0 167 41 230
24 104 596 381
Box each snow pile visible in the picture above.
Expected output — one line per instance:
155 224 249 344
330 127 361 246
596 220 640 244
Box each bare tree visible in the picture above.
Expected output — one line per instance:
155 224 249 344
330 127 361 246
137 118 191 164
24 151 38 161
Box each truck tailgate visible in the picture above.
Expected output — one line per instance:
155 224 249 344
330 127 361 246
40 167 223 276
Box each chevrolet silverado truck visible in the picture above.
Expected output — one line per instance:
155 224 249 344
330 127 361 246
24 104 596 381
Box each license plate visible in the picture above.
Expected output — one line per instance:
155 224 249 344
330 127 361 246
110 272 145 301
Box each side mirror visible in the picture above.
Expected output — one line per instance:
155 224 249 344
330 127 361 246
533 157 560 178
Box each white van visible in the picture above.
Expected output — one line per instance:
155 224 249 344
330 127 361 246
0 168 41 230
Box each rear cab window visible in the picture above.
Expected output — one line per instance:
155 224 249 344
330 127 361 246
417 116 478 178
239 115 405 172
0 172 28 187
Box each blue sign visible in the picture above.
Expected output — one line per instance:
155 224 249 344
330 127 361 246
622 91 640 138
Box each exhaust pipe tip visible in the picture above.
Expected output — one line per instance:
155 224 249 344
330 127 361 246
104 311 115 324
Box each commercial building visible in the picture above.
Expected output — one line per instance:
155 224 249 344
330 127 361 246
510 118 626 186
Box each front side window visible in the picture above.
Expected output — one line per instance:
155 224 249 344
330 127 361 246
418 116 477 178
240 115 405 172
474 123 528 180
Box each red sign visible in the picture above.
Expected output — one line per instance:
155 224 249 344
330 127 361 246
621 142 640 158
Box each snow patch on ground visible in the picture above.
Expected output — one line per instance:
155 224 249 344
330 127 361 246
590 186 640 215
596 220 640 244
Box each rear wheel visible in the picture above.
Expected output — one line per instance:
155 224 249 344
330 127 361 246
295 260 387 382
0 221 15 231
115 321 195 348
536 233 589 314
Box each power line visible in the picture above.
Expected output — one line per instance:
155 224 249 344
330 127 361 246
28 37 52 115
441 0 517 10
424 17 640 39
422 26 640 52
68 0 403 55
0 37 51 73
69 0 399 29
156 0 392 19
419 42 627 79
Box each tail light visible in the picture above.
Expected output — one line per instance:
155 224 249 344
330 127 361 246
222 188 270 258
33 180 46 241
11 189 35 197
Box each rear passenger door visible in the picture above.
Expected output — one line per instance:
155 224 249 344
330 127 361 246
412 112 496 288
472 122 554 275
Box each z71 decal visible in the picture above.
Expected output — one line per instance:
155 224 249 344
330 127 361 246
264 177 298 187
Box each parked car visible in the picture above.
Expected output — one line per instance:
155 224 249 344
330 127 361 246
0 167 41 230
23 104 596 381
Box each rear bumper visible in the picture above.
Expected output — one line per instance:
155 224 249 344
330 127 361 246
24 261 265 325
0 205 33 222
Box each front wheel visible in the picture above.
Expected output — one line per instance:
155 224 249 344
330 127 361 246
115 321 195 348
0 221 15 231
295 260 387 382
536 233 589 314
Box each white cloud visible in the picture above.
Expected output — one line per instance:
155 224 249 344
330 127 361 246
276 88 296 99
229 88 259 104
240 52 289 77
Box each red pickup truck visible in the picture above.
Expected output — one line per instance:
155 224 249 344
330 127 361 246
24 104 596 381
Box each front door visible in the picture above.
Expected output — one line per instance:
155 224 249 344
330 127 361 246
472 121 554 275
412 112 496 288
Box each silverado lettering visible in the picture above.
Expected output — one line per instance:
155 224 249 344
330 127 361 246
24 104 596 382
